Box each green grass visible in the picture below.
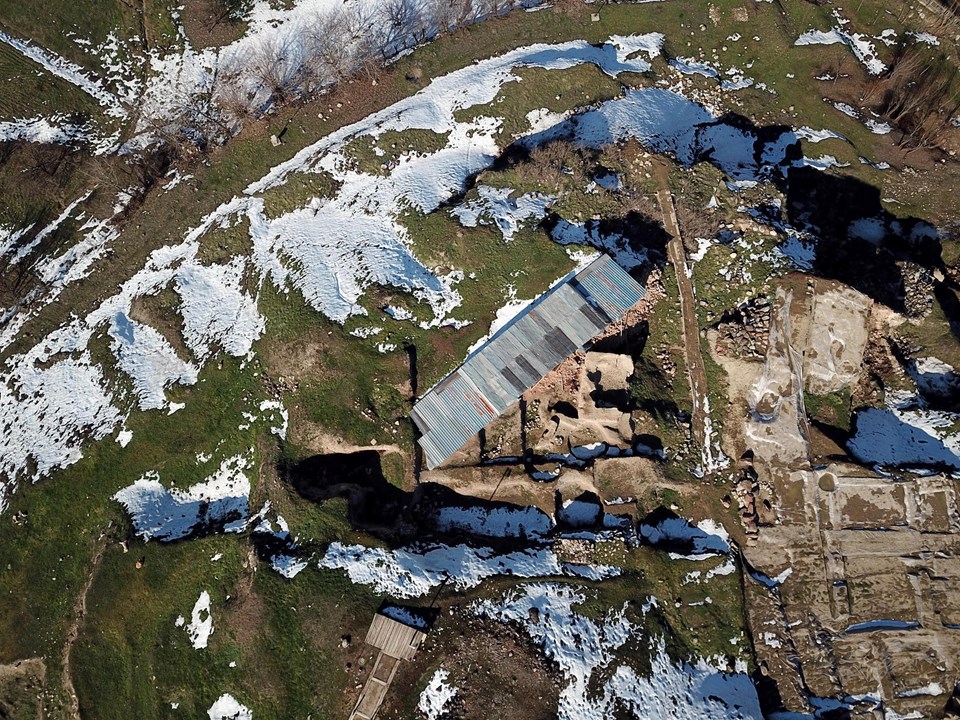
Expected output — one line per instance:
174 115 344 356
259 171 341 219
72 536 247 719
196 220 253 265
804 388 852 431
0 354 265 666
631 267 691 450
71 509 378 720
398 209 576 388
341 129 450 176
455 63 624 141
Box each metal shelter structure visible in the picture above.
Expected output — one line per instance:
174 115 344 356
411 254 646 469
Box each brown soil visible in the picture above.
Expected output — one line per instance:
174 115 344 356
179 0 250 50
0 657 45 720
379 606 560 720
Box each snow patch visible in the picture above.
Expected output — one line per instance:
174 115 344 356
418 669 458 719
187 591 214 649
473 583 761 720
113 455 252 541
207 693 252 720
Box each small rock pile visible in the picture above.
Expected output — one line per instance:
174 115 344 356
713 297 771 360
730 455 776 543
732 470 761 543
654 344 677 380
897 261 934 318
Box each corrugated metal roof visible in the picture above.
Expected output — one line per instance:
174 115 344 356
412 254 645 469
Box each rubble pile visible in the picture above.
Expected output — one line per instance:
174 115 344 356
713 297 771 360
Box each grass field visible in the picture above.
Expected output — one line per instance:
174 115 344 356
1 0 959 715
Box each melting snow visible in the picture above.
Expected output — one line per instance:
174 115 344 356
908 357 960 401
795 18 885 75
452 185 555 241
207 694 252 720
258 400 289 439
418 669 458 719
0 29 125 117
319 542 560 597
187 590 214 649
639 511 731 558
0 116 98 147
473 583 761 720
113 455 252 541
318 541 621 598
897 682 945 698
252 513 308 578
865 119 892 135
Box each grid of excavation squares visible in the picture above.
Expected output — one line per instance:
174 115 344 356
412 254 646 469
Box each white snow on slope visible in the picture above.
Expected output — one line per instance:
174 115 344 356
473 583 761 720
113 455 252 541
0 29 125 117
909 357 960 401
452 185 555 241
318 541 618 598
2 191 92 266
0 116 93 146
0 187 138 353
187 590 214 649
176 258 265 362
795 19 885 76
418 669 458 719
236 35 665 322
208 693 252 720
319 542 561 597
0 233 263 503
110 312 199 410
1 35 664 506
0 346 122 515
524 87 803 184
252 513 308 578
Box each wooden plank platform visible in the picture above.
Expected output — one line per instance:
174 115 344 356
364 613 425 661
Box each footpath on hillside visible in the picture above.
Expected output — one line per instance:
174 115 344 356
653 161 709 459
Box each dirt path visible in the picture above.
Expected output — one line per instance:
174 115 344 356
61 536 109 720
654 161 709 456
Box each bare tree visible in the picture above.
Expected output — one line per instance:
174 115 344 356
250 33 305 104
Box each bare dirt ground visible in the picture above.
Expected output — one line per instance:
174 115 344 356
379 605 561 720
0 657 45 719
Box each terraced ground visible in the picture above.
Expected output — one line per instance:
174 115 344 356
0 0 959 718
